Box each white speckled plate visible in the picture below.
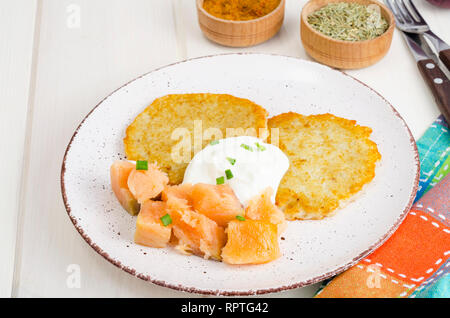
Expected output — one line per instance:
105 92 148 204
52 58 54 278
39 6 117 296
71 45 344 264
61 54 419 296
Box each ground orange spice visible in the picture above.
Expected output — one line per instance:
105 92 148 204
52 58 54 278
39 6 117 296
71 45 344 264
203 0 281 21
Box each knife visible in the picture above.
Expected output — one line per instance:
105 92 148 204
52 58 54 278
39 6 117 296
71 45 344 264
401 31 450 124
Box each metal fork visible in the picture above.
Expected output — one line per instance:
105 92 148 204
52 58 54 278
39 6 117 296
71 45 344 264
385 0 450 70
385 0 450 123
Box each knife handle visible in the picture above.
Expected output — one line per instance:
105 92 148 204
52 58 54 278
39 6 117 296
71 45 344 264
439 49 450 71
417 59 450 124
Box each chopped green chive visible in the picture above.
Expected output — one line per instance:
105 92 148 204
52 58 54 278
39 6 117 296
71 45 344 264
240 144 253 152
226 157 236 165
225 169 233 180
210 140 219 145
136 160 148 170
255 142 266 151
236 215 245 221
216 176 225 185
160 214 172 226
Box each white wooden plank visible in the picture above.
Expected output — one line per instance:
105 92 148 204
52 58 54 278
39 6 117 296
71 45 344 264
14 0 187 298
0 0 37 298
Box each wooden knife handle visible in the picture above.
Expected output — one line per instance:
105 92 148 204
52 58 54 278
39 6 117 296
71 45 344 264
439 48 450 71
417 59 450 124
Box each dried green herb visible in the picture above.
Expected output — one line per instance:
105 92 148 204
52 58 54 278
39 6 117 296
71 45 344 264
307 3 389 42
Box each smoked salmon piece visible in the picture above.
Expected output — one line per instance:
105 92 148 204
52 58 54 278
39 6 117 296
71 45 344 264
134 201 172 248
245 187 287 234
161 183 194 205
190 183 244 228
166 196 226 260
221 220 281 265
110 160 140 215
127 163 169 204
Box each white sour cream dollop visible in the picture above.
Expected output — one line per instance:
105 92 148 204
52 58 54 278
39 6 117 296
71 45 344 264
183 136 289 206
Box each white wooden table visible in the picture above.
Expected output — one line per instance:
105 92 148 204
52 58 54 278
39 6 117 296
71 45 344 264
1 0 449 298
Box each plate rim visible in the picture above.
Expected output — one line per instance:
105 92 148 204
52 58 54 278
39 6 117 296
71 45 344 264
60 53 420 296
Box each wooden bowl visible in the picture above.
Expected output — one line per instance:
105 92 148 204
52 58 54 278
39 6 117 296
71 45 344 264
301 0 395 69
196 0 285 47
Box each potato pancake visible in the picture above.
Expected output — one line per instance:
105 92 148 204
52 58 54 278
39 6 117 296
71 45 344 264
124 94 268 184
268 112 381 220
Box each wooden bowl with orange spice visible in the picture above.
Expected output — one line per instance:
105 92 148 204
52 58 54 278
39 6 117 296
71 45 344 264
196 0 285 47
301 0 395 69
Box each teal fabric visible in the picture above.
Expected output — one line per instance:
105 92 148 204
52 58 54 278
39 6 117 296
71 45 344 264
415 115 450 201
415 275 450 298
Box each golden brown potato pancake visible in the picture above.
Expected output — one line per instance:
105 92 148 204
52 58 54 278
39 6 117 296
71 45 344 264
124 94 268 184
268 112 381 220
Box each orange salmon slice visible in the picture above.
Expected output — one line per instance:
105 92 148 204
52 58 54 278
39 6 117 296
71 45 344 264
161 183 194 205
127 163 169 204
134 200 172 248
110 160 140 215
245 187 287 234
166 196 226 260
222 219 281 265
190 183 244 228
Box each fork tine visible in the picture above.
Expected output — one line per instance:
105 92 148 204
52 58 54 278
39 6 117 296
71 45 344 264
385 0 404 24
384 0 391 13
405 0 425 23
384 0 394 15
396 0 414 24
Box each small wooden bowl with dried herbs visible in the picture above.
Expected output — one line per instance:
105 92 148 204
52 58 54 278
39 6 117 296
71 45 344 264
196 0 286 47
301 0 395 69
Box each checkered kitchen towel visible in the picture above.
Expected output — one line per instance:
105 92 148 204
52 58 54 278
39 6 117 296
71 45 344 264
315 115 450 298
